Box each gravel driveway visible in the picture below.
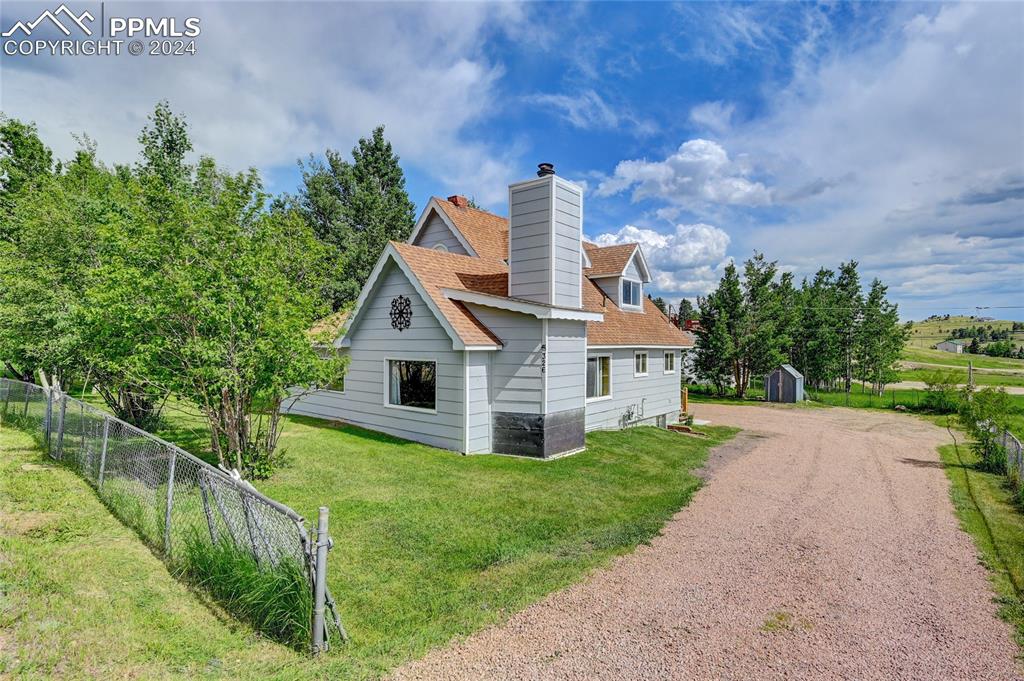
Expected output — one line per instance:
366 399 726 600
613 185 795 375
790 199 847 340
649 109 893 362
394 404 1022 681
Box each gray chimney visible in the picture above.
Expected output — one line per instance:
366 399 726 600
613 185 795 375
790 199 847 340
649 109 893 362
507 165 583 308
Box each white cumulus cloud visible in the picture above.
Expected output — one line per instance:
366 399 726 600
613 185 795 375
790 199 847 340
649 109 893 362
592 222 732 297
595 139 771 208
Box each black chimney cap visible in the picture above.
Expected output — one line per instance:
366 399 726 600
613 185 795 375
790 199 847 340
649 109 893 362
536 162 555 177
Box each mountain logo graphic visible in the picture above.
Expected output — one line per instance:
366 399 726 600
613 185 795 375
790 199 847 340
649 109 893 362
3 4 95 37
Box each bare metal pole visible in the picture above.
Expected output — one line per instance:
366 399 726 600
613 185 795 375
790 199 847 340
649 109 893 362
164 449 178 556
55 395 67 460
98 418 110 491
312 506 329 655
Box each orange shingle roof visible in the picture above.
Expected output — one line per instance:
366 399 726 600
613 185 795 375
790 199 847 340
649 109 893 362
582 277 693 347
582 242 639 278
392 242 506 347
433 198 509 262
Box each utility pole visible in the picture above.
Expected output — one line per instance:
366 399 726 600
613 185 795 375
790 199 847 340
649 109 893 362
968 360 974 390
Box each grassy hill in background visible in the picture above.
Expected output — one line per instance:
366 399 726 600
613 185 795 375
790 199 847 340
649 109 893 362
906 315 1024 351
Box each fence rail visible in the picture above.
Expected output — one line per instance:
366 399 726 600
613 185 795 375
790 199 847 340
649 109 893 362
0 378 345 652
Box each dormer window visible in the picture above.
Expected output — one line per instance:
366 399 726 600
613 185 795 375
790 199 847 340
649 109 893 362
622 279 641 307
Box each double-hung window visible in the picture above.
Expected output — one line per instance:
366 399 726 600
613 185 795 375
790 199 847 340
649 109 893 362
621 279 641 307
586 356 611 400
634 351 648 377
664 352 675 374
387 359 436 411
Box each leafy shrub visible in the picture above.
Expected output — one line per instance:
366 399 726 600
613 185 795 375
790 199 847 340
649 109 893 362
921 370 961 413
175 532 312 649
958 386 1012 474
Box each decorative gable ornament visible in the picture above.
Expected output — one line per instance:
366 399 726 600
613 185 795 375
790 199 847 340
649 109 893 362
390 295 412 331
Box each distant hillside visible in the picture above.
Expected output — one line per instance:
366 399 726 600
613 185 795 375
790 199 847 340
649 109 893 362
906 315 1024 355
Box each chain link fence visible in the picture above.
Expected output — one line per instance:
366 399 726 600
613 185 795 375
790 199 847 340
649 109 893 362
0 377 345 652
997 427 1024 488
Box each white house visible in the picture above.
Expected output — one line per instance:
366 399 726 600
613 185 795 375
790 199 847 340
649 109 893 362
936 340 965 354
284 164 694 458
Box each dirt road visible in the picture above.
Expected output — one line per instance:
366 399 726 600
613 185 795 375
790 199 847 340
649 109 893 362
394 405 1021 681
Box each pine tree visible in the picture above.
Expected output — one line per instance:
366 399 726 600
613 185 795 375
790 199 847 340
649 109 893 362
677 298 696 326
296 126 415 308
694 291 734 396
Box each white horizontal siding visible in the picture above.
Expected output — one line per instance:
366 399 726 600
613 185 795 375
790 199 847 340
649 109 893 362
546 319 586 413
285 262 466 451
585 348 680 431
466 303 544 414
414 213 468 255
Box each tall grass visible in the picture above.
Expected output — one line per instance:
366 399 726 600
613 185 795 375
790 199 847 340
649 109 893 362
174 531 313 650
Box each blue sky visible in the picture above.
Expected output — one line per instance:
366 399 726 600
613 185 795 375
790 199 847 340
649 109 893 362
2 1 1022 319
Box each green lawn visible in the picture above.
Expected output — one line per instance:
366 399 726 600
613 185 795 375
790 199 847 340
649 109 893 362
897 367 1024 388
0 425 298 679
901 346 1024 372
938 431 1024 652
1 408 736 679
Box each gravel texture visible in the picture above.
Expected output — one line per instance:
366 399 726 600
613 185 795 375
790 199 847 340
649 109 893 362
393 404 1022 681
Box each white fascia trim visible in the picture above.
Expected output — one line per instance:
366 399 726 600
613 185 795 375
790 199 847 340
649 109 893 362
629 245 653 283
408 200 478 257
334 244 469 351
587 344 692 349
442 288 604 322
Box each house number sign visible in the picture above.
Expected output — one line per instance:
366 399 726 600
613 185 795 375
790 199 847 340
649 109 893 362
390 295 412 331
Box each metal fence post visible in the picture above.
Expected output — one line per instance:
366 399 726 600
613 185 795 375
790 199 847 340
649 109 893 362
164 448 178 557
44 388 53 452
98 417 110 491
80 401 86 455
312 506 329 655
55 395 67 461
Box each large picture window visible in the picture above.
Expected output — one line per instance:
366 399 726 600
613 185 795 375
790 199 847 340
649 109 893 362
586 356 611 400
622 279 641 306
387 359 436 411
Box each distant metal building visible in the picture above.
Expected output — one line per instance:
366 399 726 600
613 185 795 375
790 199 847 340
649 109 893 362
936 340 965 354
765 364 804 403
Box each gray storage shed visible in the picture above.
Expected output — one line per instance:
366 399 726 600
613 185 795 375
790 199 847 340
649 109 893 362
765 364 804 403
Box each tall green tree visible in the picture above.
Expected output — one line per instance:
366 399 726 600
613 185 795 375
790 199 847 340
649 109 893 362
854 278 906 395
794 268 842 388
694 291 734 395
736 253 786 397
0 117 54 242
296 126 415 308
677 298 696 326
0 148 109 385
835 260 863 395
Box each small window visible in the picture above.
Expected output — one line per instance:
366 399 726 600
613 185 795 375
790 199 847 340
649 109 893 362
433 243 449 252
586 356 611 400
634 352 648 377
387 359 436 411
622 280 641 306
664 352 675 374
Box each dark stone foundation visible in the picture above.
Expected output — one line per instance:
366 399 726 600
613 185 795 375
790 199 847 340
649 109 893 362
492 408 585 458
